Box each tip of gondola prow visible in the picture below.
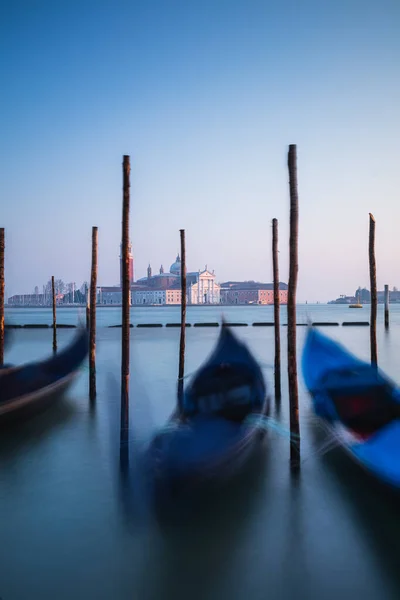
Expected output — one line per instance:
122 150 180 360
304 316 314 335
74 319 91 354
303 319 317 346
220 314 232 331
220 317 239 341
76 313 87 331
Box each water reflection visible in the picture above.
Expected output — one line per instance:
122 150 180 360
309 421 400 594
118 443 271 600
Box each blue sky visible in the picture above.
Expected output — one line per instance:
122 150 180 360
1 0 399 301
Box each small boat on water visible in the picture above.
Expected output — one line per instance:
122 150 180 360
0 328 89 424
302 327 400 489
349 304 363 309
146 325 270 508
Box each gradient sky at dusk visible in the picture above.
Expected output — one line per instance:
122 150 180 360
1 0 399 301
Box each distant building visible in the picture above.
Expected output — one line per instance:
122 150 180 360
327 295 355 305
219 281 288 305
136 261 178 290
97 286 124 305
8 294 46 306
188 269 220 304
329 286 400 304
133 255 220 304
132 287 182 305
7 293 63 306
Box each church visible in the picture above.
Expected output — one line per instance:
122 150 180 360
132 254 221 305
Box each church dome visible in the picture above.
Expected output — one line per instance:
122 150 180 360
170 254 181 275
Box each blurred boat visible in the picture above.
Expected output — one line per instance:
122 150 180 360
302 327 400 489
0 328 89 423
146 325 270 508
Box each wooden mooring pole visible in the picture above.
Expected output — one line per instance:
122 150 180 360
384 284 389 330
51 275 57 353
120 155 131 461
369 213 377 365
287 144 300 469
89 226 98 401
0 228 4 366
177 228 187 413
272 218 281 402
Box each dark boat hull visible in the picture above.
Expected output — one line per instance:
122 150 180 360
0 329 88 425
0 371 77 424
148 405 268 520
146 326 270 513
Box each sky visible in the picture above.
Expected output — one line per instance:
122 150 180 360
1 0 399 302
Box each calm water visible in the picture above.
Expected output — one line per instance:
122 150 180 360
1 305 400 599
5 301 400 326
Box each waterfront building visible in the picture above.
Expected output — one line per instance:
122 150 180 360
187 268 220 304
133 255 220 305
97 286 124 305
7 293 64 306
219 281 288 305
131 287 182 305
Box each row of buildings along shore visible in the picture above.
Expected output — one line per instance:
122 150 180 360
7 245 288 307
329 286 400 304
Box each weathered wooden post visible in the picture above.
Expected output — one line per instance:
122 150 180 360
0 228 4 366
287 144 300 469
369 213 377 365
120 155 131 462
272 218 281 402
177 228 187 413
89 226 98 401
384 284 389 330
51 275 57 353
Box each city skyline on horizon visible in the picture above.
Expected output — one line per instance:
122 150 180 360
2 2 399 304
7 239 398 305
4 235 399 304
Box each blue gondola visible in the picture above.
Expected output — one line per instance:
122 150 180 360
0 328 89 424
146 325 270 507
302 327 400 489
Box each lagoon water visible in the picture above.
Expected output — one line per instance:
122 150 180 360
1 305 400 600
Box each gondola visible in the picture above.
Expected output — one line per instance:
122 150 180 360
146 325 270 508
302 327 400 489
0 328 89 424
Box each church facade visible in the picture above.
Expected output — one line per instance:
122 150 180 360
132 255 220 305
187 269 220 304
